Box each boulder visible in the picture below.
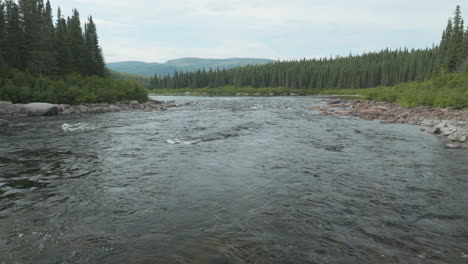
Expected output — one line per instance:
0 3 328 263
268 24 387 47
428 127 442 135
62 108 80 115
108 105 121 112
447 131 467 142
20 103 59 116
0 119 9 127
77 106 90 113
445 141 468 149
335 110 352 116
319 110 330 115
358 108 385 115
89 107 108 114
380 119 397 124
144 105 153 112
327 99 342 105
0 101 20 116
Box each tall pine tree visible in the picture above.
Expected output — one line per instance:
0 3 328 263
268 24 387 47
67 9 86 75
84 16 106 77
54 7 72 75
0 0 6 66
4 0 23 69
446 5 465 72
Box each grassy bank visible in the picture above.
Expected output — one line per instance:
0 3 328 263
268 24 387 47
153 72 468 109
321 72 468 109
0 69 149 104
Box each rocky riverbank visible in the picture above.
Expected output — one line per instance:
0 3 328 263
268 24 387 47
0 100 192 127
317 99 468 149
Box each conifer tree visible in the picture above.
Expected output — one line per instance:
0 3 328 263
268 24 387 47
5 0 23 69
0 0 6 65
41 0 57 75
67 9 86 74
446 5 465 72
84 16 106 77
18 0 44 74
54 7 72 75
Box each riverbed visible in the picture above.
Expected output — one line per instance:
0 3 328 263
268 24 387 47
1 96 467 263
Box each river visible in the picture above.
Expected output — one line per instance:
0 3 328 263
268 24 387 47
1 96 467 264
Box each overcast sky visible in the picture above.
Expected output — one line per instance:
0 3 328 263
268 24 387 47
52 0 465 63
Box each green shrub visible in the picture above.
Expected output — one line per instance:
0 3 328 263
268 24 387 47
0 69 149 104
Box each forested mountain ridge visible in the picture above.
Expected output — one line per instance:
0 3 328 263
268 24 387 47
0 0 148 104
152 6 468 90
107 58 274 77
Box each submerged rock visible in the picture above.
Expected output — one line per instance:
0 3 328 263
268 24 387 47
445 141 468 149
20 103 59 116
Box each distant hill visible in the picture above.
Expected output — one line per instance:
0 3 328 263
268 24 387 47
107 58 275 76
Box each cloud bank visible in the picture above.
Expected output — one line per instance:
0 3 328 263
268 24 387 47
52 0 466 62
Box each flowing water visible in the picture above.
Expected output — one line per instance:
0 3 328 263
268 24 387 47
1 96 468 264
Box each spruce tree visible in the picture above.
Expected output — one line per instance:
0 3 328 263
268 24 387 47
54 7 72 75
0 0 6 65
84 16 106 77
67 9 86 74
41 0 57 75
447 5 465 72
5 0 23 69
18 0 45 74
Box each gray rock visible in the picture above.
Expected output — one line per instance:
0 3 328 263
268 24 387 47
445 141 468 149
20 103 59 116
0 101 20 116
89 107 108 114
380 119 397 124
77 106 90 113
62 108 80 115
108 105 121 112
428 127 442 134
448 131 467 142
144 105 153 112
0 119 9 127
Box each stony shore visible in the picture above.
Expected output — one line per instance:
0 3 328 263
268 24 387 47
315 99 468 149
0 100 192 127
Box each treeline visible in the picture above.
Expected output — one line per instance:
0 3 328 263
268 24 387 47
110 70 152 89
152 5 468 90
0 0 106 77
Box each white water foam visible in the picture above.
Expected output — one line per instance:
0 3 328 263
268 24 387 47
166 138 201 145
62 123 95 132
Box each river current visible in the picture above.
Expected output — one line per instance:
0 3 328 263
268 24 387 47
1 96 467 264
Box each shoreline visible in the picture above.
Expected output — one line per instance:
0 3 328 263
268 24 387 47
0 100 192 124
318 99 468 149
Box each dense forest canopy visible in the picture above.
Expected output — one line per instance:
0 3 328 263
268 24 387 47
0 0 148 104
151 5 468 90
0 0 106 77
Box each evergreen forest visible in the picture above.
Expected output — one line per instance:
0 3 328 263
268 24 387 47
0 0 148 104
151 6 468 96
